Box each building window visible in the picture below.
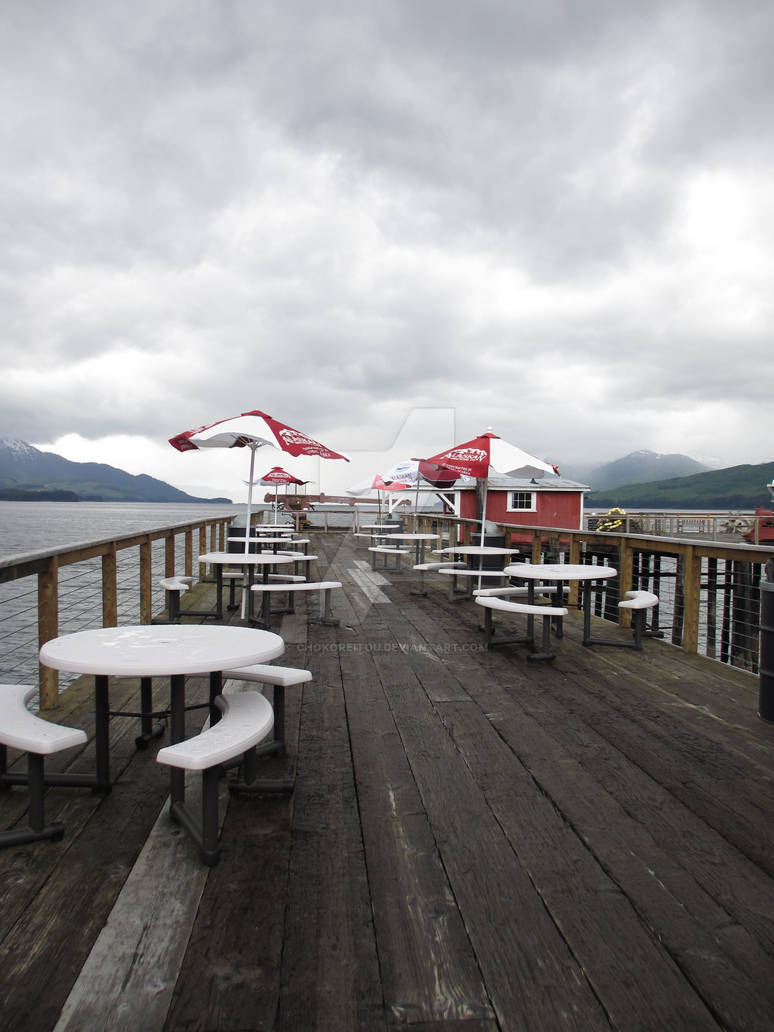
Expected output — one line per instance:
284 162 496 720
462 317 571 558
507 491 536 512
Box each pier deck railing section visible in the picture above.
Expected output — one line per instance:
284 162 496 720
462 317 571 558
0 515 232 708
1 510 771 709
426 514 773 675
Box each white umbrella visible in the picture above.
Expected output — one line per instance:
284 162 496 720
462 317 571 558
378 459 460 530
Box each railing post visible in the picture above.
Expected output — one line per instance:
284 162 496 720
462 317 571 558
102 546 118 628
164 533 175 578
618 539 634 628
140 538 153 624
199 525 207 581
185 529 193 578
38 557 59 710
682 545 701 653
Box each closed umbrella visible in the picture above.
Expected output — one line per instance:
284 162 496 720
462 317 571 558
170 409 348 615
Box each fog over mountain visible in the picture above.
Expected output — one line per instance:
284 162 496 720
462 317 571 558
562 450 714 491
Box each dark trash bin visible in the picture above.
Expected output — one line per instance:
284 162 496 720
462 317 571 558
470 531 506 570
227 526 261 554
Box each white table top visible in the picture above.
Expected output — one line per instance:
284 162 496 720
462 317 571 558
385 533 440 542
504 563 617 580
360 524 401 531
39 624 284 678
227 536 299 546
200 550 299 566
437 545 520 556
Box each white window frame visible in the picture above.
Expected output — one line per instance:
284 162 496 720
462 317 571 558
506 490 537 513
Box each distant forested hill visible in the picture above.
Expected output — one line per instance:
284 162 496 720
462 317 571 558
0 437 231 503
587 461 774 509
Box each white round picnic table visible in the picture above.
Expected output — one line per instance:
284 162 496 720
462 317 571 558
39 623 284 791
436 545 521 557
201 550 301 620
227 536 297 546
384 532 439 561
503 563 618 644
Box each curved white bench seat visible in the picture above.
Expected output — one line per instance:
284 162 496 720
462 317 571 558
249 580 342 629
0 684 88 848
156 576 195 623
223 664 313 788
156 691 274 866
413 561 466 572
473 584 562 598
589 590 660 650
472 585 529 598
475 597 569 660
619 590 659 610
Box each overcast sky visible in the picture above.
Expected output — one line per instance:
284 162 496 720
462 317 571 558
2 0 772 500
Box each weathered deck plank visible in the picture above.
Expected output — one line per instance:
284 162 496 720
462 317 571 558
1 530 773 1031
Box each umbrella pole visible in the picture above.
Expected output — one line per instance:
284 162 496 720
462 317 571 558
241 445 257 619
478 478 489 591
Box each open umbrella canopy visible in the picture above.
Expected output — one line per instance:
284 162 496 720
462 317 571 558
256 466 310 520
169 409 348 617
425 431 558 481
376 458 462 529
169 409 349 460
257 466 309 486
379 458 460 491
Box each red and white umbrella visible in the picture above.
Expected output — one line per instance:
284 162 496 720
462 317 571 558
257 465 309 519
425 430 558 576
170 410 348 615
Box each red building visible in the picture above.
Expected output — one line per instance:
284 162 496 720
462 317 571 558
456 474 589 535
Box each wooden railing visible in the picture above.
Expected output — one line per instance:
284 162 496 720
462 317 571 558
0 515 233 709
2 511 772 709
413 513 774 669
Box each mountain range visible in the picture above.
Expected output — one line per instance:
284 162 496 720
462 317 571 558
562 450 712 491
1 438 771 509
585 460 774 510
0 438 231 504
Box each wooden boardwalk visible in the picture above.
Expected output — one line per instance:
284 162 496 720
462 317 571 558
2 531 774 1031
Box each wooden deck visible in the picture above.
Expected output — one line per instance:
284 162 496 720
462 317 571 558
2 531 774 1031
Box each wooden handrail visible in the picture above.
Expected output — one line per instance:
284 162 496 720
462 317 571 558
0 515 234 709
1 511 771 708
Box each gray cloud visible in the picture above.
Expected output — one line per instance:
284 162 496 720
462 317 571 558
2 0 772 495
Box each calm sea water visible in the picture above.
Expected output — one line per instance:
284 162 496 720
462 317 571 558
0 500 244 560
0 501 248 689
